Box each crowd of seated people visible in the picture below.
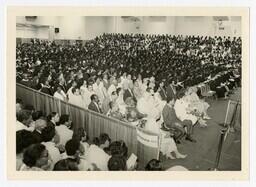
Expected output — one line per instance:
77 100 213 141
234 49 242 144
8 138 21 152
16 98 190 171
16 34 241 165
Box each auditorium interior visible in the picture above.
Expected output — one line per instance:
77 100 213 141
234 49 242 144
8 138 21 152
15 16 241 171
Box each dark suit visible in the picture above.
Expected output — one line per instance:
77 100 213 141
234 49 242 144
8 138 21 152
123 89 137 103
166 85 176 100
41 86 53 96
159 87 167 101
162 104 191 141
32 130 43 143
88 102 102 113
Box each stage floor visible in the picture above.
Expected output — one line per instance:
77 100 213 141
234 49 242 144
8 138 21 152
160 88 241 171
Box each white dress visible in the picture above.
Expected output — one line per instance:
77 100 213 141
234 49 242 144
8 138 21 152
188 93 209 114
55 125 73 146
145 118 177 156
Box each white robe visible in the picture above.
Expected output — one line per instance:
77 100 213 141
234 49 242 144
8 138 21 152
174 99 198 124
42 141 61 169
53 91 66 101
55 125 73 146
69 94 85 108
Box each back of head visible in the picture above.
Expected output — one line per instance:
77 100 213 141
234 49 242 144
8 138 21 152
99 133 111 146
32 111 44 121
23 143 46 168
145 159 162 171
16 110 32 123
65 139 80 156
107 156 127 171
58 114 69 125
16 130 37 154
53 158 79 171
109 141 128 158
41 125 56 142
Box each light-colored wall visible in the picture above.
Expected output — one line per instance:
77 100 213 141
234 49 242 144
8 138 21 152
16 16 242 40
141 17 176 35
174 17 214 36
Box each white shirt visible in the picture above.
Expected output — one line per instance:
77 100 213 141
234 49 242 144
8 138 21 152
85 145 111 171
67 86 74 99
42 141 61 167
53 91 66 101
107 84 116 97
16 120 34 132
55 125 73 146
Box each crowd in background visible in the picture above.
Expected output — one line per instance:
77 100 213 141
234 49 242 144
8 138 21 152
16 33 241 171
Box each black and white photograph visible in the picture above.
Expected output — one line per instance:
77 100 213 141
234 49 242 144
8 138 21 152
5 6 250 181
14 15 243 172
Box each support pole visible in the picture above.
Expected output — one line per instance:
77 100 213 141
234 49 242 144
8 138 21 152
210 128 227 170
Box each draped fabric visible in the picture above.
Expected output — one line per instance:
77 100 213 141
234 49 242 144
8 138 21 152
16 84 160 167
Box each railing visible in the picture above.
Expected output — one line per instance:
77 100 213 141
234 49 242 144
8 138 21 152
16 83 160 167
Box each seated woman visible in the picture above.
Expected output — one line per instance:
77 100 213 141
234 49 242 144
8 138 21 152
174 89 206 127
185 87 211 120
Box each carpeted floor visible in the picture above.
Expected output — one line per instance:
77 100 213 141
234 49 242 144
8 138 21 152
160 88 241 171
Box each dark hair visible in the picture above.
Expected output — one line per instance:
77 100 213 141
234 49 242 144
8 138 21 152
145 159 162 171
71 87 78 94
53 158 79 171
90 94 97 101
16 110 32 123
23 143 46 167
58 114 70 125
111 91 117 96
72 127 87 142
16 98 23 104
107 156 127 171
23 104 35 112
116 87 122 96
47 112 57 121
32 111 44 121
146 87 152 93
92 137 100 146
176 89 186 99
99 133 111 146
109 141 128 158
41 125 56 142
109 101 114 109
16 130 37 154
65 139 80 156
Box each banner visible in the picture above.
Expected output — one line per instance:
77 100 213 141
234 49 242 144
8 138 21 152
136 128 159 148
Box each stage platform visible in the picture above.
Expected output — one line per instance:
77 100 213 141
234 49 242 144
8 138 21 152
161 88 241 171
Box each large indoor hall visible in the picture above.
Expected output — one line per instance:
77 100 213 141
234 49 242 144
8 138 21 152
15 16 241 171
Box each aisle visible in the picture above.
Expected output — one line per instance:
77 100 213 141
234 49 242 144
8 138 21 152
161 88 241 171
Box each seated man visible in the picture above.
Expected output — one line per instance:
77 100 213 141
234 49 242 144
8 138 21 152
88 94 102 113
85 133 111 171
162 96 196 143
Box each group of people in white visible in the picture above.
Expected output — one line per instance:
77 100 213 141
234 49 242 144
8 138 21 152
51 71 211 160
